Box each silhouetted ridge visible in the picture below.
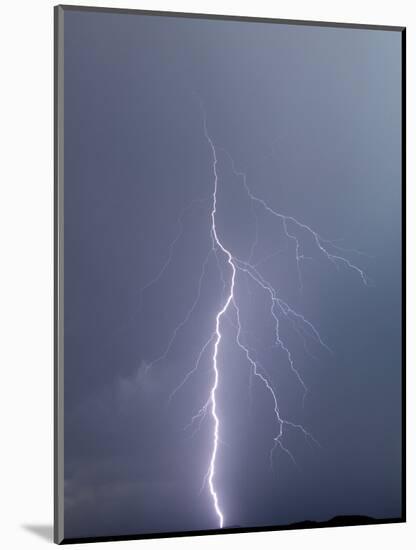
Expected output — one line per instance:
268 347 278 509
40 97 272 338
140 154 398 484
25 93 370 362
286 515 375 529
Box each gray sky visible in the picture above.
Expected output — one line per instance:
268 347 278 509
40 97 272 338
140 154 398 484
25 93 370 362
63 9 402 539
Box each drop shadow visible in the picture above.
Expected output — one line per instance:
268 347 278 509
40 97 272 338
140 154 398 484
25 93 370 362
22 524 53 543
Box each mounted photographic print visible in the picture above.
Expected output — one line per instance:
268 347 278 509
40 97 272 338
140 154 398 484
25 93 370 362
54 5 406 544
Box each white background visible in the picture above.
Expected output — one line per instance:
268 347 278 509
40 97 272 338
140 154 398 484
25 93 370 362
0 0 412 548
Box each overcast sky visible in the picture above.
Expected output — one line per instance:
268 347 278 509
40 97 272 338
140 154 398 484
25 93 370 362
63 8 402 539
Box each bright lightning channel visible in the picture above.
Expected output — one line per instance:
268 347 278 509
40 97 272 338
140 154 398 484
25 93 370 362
203 114 236 529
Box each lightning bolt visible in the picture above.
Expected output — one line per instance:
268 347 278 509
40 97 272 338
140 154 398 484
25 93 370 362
201 113 324 528
142 104 369 529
